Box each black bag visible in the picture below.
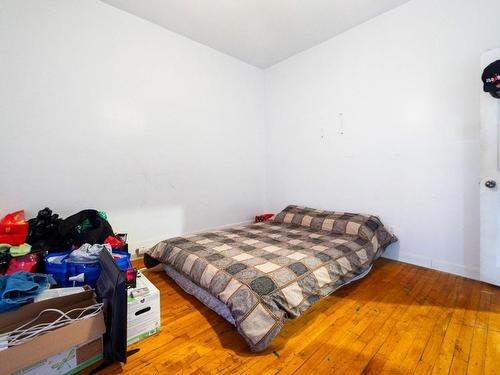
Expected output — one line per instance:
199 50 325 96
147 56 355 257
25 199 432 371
26 207 63 252
56 209 114 248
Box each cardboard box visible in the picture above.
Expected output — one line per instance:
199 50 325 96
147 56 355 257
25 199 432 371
0 290 105 375
13 337 102 375
127 272 160 345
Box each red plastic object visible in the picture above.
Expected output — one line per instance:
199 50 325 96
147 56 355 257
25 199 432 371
255 214 274 223
104 235 126 249
0 210 29 245
126 267 137 288
5 253 38 275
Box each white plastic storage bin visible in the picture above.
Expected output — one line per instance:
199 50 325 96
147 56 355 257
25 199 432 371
127 271 161 345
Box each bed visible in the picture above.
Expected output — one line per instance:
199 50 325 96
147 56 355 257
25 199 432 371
145 205 397 352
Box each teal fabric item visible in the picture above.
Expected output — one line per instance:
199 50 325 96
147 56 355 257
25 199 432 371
0 272 50 313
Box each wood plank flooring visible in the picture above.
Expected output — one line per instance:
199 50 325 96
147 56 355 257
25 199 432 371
87 258 500 374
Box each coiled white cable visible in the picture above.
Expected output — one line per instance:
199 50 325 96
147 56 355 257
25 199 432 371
2 303 104 347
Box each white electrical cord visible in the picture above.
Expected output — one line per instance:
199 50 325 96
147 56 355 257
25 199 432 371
1 303 103 347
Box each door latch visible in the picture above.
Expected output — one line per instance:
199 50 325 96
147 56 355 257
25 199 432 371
485 180 497 189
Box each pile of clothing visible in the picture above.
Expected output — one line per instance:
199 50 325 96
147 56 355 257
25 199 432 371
26 208 115 252
0 208 130 294
0 243 36 275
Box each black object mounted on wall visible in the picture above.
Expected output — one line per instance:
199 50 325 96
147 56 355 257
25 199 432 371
482 60 500 98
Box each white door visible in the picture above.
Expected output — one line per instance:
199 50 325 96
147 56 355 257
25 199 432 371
480 48 500 286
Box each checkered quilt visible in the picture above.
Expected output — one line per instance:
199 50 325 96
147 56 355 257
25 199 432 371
147 205 397 352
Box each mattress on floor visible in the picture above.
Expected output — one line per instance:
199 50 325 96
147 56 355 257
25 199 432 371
163 262 373 327
147 205 397 352
163 263 236 325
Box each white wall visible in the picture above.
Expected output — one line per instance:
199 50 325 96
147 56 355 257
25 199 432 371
0 0 265 250
2 0 499 280
264 0 500 279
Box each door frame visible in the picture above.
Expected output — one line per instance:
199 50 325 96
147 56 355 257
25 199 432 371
480 48 500 286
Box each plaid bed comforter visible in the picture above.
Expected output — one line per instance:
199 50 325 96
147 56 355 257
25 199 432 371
147 205 397 352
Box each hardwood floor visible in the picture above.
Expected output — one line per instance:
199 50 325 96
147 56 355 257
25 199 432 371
88 258 500 374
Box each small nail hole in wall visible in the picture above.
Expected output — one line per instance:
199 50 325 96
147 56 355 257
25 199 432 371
338 112 344 135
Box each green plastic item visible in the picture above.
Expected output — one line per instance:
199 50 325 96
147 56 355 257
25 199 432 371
0 244 11 253
10 243 31 257
75 211 108 233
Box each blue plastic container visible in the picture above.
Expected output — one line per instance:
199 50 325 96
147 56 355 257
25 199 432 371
44 252 71 287
66 261 101 287
44 250 131 287
112 250 132 271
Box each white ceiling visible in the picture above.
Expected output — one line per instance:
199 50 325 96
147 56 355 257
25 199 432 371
101 0 411 68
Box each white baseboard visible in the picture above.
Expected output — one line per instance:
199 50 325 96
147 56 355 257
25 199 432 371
383 251 431 269
130 220 254 259
431 259 480 280
383 251 480 281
